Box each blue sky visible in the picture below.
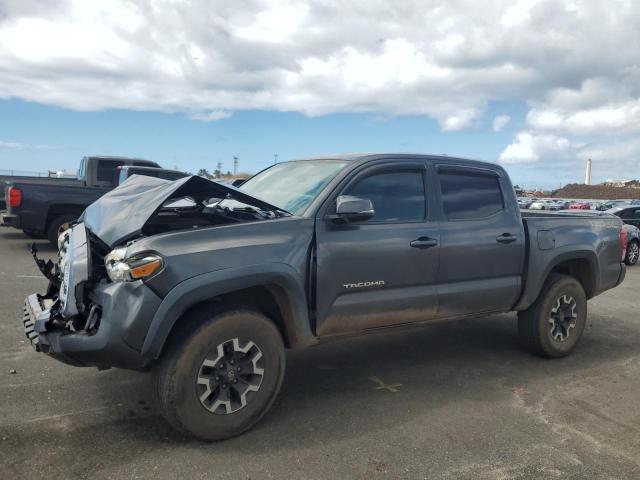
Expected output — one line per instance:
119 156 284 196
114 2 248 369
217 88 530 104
0 98 561 188
1 1 639 190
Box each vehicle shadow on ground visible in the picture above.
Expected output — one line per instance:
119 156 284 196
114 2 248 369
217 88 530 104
0 230 45 241
1 234 55 254
3 310 638 474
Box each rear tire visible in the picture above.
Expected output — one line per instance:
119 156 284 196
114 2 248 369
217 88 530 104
625 240 639 266
46 214 77 246
518 274 587 358
153 308 286 441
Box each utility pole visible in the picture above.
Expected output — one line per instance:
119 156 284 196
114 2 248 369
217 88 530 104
274 153 278 165
233 156 238 176
216 161 222 178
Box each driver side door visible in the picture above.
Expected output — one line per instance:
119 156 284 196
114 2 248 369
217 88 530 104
314 161 440 337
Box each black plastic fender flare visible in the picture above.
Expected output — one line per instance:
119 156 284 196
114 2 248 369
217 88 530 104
141 263 317 359
514 248 599 311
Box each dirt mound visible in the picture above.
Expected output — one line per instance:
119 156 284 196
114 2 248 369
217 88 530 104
553 183 640 200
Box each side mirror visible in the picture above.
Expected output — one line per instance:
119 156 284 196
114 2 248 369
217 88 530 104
332 195 375 223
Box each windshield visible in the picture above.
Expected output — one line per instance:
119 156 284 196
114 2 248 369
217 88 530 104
235 160 349 215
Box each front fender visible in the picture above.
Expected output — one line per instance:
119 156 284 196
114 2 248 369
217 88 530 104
141 263 316 359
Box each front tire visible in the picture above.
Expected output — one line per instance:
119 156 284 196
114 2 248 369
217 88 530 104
518 274 587 358
625 240 639 266
153 308 285 441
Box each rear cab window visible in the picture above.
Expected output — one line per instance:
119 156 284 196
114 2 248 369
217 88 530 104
96 159 125 185
438 169 504 220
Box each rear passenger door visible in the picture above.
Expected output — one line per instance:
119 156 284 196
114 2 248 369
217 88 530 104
435 165 525 318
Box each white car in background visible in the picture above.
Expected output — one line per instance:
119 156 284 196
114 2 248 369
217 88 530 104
517 197 534 209
529 199 562 211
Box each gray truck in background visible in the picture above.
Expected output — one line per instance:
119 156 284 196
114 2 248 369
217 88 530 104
22 153 627 441
2 156 160 244
115 165 188 185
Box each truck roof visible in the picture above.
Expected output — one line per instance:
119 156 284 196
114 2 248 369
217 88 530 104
292 153 500 170
118 165 179 173
86 155 154 161
84 156 159 167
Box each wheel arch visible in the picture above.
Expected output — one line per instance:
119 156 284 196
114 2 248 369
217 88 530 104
548 256 597 298
141 263 317 360
45 203 85 230
516 250 599 311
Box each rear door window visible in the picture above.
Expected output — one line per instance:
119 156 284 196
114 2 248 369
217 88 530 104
439 171 504 220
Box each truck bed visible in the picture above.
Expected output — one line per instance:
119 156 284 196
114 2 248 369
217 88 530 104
516 210 624 310
521 209 611 219
1 176 80 209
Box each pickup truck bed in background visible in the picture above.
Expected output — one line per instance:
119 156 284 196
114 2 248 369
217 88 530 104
0 175 79 210
2 156 159 244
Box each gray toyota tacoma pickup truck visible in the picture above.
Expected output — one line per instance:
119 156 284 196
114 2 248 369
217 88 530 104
22 153 627 440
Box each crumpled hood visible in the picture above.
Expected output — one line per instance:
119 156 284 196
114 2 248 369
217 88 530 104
81 174 283 247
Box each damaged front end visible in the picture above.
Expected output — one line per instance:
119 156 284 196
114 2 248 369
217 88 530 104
22 175 287 369
23 222 162 369
23 224 111 365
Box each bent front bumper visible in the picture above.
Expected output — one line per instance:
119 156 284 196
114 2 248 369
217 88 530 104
22 279 163 370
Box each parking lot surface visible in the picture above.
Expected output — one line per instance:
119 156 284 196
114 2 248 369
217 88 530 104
1 227 639 479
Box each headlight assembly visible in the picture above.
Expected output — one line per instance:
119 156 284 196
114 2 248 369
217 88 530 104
104 248 163 282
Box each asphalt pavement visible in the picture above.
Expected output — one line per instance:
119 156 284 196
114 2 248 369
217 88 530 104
1 227 639 479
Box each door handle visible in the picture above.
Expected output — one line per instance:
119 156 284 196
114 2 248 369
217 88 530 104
410 237 438 249
496 233 517 244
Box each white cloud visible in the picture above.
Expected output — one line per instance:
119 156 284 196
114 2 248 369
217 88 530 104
233 3 309 44
501 0 539 27
526 99 640 135
492 114 511 132
579 138 640 173
440 108 480 131
0 140 54 149
189 110 233 122
1 0 640 179
499 131 570 164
